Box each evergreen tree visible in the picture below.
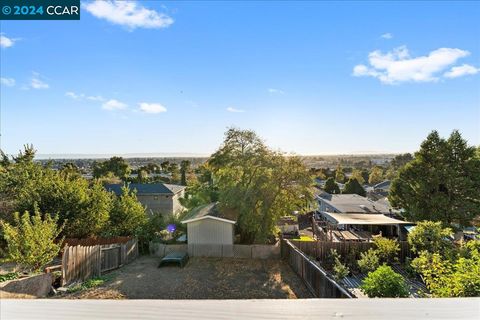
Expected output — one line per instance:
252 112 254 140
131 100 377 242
324 177 340 194
342 178 366 196
389 130 480 225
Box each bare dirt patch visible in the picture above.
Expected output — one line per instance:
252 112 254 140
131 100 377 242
59 256 311 299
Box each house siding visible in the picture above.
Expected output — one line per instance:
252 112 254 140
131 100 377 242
187 219 234 245
137 190 185 216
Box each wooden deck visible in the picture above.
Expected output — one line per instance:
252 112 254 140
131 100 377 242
1 299 478 319
341 264 428 298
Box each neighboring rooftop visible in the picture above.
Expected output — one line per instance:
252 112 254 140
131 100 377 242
318 193 391 214
181 203 237 224
321 211 411 225
374 180 391 191
105 183 186 196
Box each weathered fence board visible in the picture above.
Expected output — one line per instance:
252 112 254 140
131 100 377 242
62 239 138 286
281 239 353 298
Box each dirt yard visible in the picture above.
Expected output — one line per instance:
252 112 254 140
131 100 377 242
60 256 312 299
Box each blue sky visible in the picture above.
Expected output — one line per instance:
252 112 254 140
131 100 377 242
1 1 479 156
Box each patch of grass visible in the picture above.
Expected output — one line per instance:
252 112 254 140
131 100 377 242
67 274 114 293
0 272 19 283
297 235 314 242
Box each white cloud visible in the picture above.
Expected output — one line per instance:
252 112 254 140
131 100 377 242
380 33 393 39
66 91 105 101
84 0 174 30
102 99 127 110
87 95 105 101
30 72 49 89
139 102 167 114
353 46 471 84
65 91 84 99
227 107 245 113
268 88 285 95
1 77 15 87
0 34 15 48
444 64 480 78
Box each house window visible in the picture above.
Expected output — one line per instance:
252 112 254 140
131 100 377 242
154 196 158 200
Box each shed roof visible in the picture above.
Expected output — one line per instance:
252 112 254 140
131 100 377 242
321 211 411 225
318 193 390 214
181 203 237 224
105 183 185 196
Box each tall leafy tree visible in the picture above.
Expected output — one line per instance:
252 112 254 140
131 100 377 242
389 130 480 225
208 128 313 244
180 160 191 186
342 178 366 196
351 169 365 184
108 186 147 236
1 146 114 237
335 165 346 183
368 166 384 185
93 156 131 180
324 177 340 194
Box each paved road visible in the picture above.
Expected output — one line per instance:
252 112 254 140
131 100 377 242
1 298 479 320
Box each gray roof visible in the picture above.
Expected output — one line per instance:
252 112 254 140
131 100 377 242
374 180 391 191
105 183 185 196
181 203 236 223
318 193 391 214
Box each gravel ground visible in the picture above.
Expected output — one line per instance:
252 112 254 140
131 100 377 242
59 256 312 299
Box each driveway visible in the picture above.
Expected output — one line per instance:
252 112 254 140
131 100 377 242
61 256 312 299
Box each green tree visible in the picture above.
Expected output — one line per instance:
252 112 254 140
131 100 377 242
1 148 114 238
324 177 340 194
411 244 480 297
407 221 453 254
137 169 149 183
169 163 180 184
180 160 192 186
342 178 366 196
389 130 480 225
390 153 413 169
93 156 131 180
108 186 147 236
373 237 400 264
335 165 345 183
360 265 409 298
209 128 313 244
351 169 365 184
368 166 384 185
1 209 63 271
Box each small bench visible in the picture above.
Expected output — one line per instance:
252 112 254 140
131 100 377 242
158 252 189 268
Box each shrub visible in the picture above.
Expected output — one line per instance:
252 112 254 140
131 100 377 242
0 272 18 283
357 249 380 274
412 246 480 297
1 209 63 271
408 221 452 254
136 214 165 253
360 265 409 298
373 237 400 264
325 249 341 270
333 257 350 281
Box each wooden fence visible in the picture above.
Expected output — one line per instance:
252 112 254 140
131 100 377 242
149 242 280 259
289 240 412 263
63 236 133 247
281 239 353 298
62 238 138 286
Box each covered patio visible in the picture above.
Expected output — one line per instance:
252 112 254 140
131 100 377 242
317 212 413 242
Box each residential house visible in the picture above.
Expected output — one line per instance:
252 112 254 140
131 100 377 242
315 193 410 241
105 183 186 216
